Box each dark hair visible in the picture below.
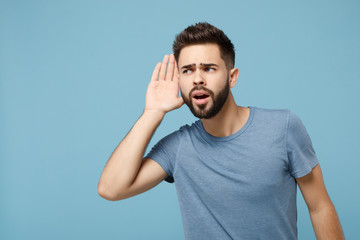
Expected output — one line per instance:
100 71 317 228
173 22 235 69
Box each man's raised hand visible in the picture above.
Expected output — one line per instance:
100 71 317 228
145 54 184 115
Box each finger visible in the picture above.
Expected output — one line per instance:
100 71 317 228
165 54 175 81
159 55 169 81
151 62 161 81
173 59 180 82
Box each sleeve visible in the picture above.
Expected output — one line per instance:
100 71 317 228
145 130 181 183
286 110 319 178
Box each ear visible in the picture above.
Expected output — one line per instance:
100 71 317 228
229 68 239 88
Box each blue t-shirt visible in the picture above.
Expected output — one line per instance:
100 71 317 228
146 106 318 240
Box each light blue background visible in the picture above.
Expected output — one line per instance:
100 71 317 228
1 0 359 239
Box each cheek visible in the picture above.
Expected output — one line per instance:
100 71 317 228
179 81 190 95
214 74 229 88
179 84 186 98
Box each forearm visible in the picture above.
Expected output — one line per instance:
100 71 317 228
98 54 182 200
309 203 345 240
98 110 164 199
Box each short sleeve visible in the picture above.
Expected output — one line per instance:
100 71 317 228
286 111 319 178
146 130 181 183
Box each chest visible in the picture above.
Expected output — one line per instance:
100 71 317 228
173 134 291 204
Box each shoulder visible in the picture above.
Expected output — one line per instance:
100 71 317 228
177 121 199 135
250 106 310 137
158 120 200 144
252 106 290 117
251 106 306 123
285 110 311 140
251 106 291 129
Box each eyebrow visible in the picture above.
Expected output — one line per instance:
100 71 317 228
200 63 219 67
181 64 195 70
180 63 219 70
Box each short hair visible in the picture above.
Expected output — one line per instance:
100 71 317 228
173 22 235 70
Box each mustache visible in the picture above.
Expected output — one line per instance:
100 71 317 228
188 86 215 99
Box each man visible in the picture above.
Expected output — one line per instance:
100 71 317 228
98 22 344 239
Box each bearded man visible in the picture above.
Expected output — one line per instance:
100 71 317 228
98 22 344 240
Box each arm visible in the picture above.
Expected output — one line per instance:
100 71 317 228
296 164 345 240
98 54 183 201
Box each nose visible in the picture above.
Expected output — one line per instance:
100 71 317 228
193 71 206 86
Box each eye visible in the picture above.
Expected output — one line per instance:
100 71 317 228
183 69 192 74
204 67 215 72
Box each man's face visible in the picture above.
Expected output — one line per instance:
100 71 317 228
178 44 230 119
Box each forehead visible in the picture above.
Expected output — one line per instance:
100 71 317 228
178 43 225 67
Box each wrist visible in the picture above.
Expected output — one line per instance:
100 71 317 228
142 109 166 121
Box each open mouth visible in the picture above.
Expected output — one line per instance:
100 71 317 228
192 91 210 105
194 94 209 100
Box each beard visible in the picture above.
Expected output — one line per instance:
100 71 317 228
181 79 230 119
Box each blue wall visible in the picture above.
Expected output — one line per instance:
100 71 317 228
1 0 359 239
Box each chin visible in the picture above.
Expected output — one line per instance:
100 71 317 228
191 105 217 119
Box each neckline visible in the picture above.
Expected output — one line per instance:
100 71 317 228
196 106 255 142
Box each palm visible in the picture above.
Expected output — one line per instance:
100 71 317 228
145 54 184 114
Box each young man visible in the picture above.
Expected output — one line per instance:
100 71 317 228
98 22 344 240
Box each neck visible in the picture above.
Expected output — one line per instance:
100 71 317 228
200 92 249 137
